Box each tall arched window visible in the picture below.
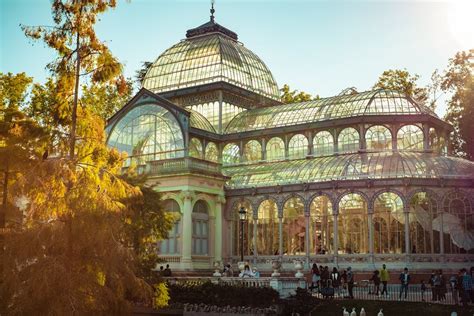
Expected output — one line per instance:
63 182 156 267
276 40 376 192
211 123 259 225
409 192 439 254
256 200 279 255
373 192 405 254
205 142 218 162
366 125 392 151
107 104 185 166
313 131 334 156
310 195 334 255
160 199 181 255
192 200 209 255
222 143 240 165
288 134 308 159
397 125 423 150
266 137 285 161
338 193 368 254
189 138 203 158
232 200 254 257
282 197 305 255
244 140 262 163
338 127 359 153
443 191 473 254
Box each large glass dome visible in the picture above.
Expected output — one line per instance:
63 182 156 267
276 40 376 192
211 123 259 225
142 20 280 100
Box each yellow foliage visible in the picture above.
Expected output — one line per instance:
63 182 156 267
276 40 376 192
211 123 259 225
153 282 170 309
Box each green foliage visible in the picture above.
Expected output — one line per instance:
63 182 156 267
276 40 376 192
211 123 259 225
168 282 279 307
136 61 153 86
373 69 429 105
280 84 319 104
440 51 474 160
0 72 32 110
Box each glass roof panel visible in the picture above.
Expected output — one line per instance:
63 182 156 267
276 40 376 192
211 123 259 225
143 33 280 100
225 89 438 134
223 152 474 189
189 110 216 133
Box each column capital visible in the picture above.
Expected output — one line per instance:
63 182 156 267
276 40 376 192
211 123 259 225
180 190 195 201
216 194 226 204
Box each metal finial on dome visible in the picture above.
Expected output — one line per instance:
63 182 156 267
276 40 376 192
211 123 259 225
210 0 215 22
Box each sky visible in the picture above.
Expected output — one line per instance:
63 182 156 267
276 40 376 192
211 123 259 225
1 0 473 117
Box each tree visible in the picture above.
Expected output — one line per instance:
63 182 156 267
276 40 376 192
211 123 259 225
441 51 474 159
136 61 153 86
280 84 319 104
373 69 429 106
22 0 123 159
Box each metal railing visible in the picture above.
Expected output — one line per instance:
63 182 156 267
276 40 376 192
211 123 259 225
121 156 222 176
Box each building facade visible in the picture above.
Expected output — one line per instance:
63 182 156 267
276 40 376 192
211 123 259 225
106 17 474 272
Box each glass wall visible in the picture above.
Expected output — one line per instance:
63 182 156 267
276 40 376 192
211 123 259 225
189 137 203 158
397 125 424 150
338 193 368 254
108 104 184 166
338 127 360 153
222 143 240 165
282 197 305 255
366 125 392 151
256 200 279 255
409 192 439 254
309 195 334 254
160 199 181 255
313 131 334 156
288 134 308 159
266 137 285 161
443 191 473 254
205 142 219 162
373 192 405 254
244 140 262 163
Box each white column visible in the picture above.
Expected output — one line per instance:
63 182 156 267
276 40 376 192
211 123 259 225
181 190 194 266
214 195 225 263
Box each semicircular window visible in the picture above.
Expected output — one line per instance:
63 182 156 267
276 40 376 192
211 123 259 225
107 104 184 166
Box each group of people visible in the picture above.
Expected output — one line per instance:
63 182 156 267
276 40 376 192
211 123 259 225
309 264 355 298
222 263 260 278
158 264 172 277
425 267 474 307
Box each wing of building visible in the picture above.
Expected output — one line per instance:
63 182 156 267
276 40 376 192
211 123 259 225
106 16 474 272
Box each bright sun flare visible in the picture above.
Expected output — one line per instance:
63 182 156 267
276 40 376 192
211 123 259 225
447 0 474 49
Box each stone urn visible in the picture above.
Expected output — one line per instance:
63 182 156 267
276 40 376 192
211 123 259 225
271 260 281 277
212 261 222 277
294 260 304 278
238 261 246 272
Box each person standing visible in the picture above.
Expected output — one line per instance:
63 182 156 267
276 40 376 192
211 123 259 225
347 267 355 299
421 280 426 302
450 274 459 306
399 268 410 300
461 268 473 307
370 270 381 296
331 267 341 296
380 264 390 297
310 263 320 292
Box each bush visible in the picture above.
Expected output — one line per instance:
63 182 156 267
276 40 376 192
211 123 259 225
280 287 319 315
168 282 279 308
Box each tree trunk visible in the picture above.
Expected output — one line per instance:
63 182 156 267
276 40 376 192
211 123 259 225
0 162 9 285
69 29 81 160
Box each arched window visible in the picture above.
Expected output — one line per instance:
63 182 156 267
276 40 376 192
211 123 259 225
256 200 279 255
192 200 209 255
107 104 185 166
160 199 181 255
397 125 423 150
310 195 334 255
282 197 305 255
189 138 203 158
338 127 359 153
338 193 368 254
288 134 308 159
232 200 254 257
443 191 473 254
222 143 240 165
244 140 262 163
366 125 392 151
205 142 218 162
373 192 405 254
313 131 334 156
266 137 285 161
409 192 439 254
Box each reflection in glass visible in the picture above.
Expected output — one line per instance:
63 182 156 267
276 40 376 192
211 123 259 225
160 199 181 254
397 125 423 150
313 131 334 156
283 197 305 255
373 192 405 254
338 193 368 254
310 196 334 254
266 137 285 161
256 200 279 255
338 127 360 153
366 125 392 151
288 134 308 159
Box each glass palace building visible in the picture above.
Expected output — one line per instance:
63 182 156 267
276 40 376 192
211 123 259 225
106 17 474 272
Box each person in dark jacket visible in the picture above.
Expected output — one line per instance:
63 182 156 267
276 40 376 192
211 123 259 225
347 267 354 299
399 268 410 300
331 267 341 296
370 270 381 296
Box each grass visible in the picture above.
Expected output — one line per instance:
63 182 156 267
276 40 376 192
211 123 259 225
310 299 474 316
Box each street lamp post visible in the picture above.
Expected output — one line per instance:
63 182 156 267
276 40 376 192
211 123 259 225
238 206 247 262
